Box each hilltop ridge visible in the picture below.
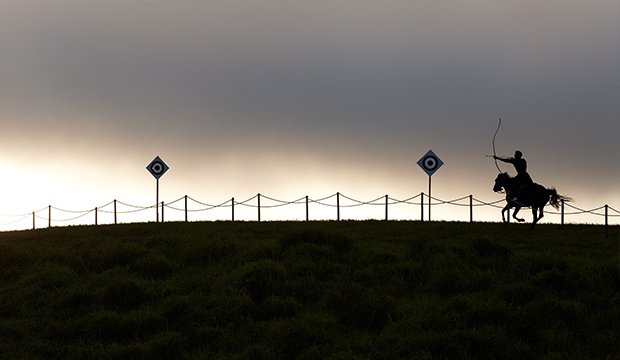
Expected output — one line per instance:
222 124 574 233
0 221 617 359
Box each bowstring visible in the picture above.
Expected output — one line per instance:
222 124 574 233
502 122 511 155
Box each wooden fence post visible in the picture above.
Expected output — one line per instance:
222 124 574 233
48 205 51 228
337 192 340 221
306 195 309 221
95 207 98 226
421 192 424 222
605 204 608 238
184 195 188 222
469 195 473 222
561 199 564 227
114 199 117 225
232 197 235 221
33 211 35 230
385 194 388 221
258 193 261 222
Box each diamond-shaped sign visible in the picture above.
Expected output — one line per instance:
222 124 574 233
417 149 443 176
146 156 169 180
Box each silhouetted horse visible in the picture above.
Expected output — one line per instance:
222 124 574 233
493 173 571 228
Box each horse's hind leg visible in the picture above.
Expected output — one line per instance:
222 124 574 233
530 207 544 228
537 206 544 222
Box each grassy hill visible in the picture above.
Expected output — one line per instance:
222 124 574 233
0 221 618 360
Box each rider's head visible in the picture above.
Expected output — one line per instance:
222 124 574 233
514 150 522 159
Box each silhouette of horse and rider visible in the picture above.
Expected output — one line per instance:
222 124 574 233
492 150 570 228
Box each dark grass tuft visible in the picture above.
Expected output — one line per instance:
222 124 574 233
280 229 353 254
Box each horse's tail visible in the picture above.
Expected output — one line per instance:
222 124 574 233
547 188 572 210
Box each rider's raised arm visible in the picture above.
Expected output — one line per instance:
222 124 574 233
493 156 513 164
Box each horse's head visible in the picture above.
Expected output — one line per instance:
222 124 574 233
493 172 510 193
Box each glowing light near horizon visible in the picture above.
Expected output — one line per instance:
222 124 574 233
0 159 617 232
0 178 616 232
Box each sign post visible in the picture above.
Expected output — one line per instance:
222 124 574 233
146 156 169 222
417 149 443 221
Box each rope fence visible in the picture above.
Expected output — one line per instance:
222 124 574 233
1 193 618 237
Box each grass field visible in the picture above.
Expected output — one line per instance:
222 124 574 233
0 221 618 359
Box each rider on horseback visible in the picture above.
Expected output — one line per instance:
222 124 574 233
493 150 533 202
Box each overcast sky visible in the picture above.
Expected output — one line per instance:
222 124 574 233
1 1 618 229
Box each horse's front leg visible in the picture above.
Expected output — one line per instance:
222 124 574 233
512 206 525 222
501 204 509 224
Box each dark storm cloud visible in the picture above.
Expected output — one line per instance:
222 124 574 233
3 2 616 132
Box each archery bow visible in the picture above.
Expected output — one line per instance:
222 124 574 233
492 118 502 173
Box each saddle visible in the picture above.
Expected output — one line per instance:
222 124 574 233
508 182 533 203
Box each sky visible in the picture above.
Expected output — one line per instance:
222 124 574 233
1 0 618 230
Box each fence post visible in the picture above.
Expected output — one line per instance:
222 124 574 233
48 205 51 228
95 207 98 226
469 195 473 222
161 201 164 223
114 199 117 225
258 193 261 222
421 192 424 222
33 211 35 230
385 194 388 221
337 192 340 221
561 199 564 227
184 195 188 222
605 204 608 238
306 195 309 221
232 197 235 222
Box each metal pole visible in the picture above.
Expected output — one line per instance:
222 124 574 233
95 207 98 226
33 211 35 230
161 201 164 223
428 176 432 222
156 178 159 223
232 197 235 221
49 205 51 228
185 195 188 222
258 193 261 222
337 192 340 221
114 199 117 224
306 195 309 221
